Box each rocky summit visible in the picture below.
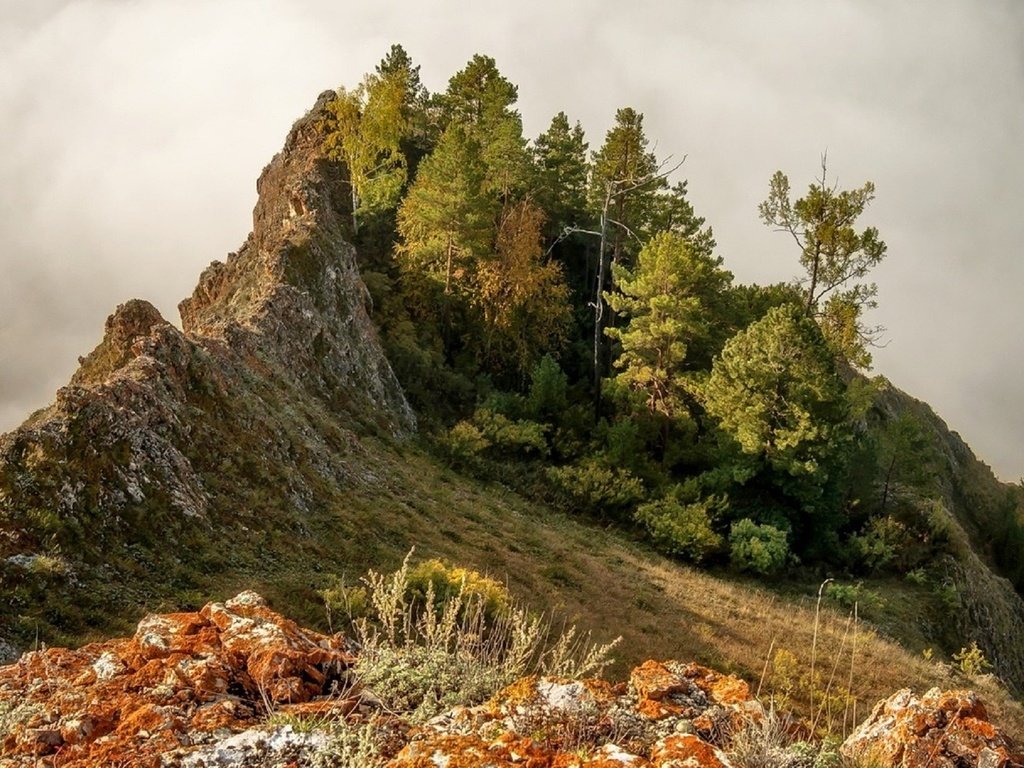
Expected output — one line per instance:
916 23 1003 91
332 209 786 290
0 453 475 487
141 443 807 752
0 92 416 647
0 593 1020 768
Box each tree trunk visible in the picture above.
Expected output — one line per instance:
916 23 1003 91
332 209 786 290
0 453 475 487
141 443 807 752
593 185 611 420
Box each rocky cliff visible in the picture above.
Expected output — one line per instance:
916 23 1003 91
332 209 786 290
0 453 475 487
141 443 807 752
0 92 413 648
870 379 1024 691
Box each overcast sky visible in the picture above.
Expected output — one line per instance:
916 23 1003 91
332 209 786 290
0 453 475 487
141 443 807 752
1 0 1021 480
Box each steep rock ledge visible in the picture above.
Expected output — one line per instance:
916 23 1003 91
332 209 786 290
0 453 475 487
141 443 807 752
0 93 413 646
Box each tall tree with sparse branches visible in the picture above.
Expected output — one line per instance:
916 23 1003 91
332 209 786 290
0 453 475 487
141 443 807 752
758 156 887 368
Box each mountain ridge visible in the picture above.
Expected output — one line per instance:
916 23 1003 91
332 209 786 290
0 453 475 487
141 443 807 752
1 88 1023 707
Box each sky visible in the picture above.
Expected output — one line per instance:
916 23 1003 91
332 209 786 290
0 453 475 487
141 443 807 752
1 0 1021 480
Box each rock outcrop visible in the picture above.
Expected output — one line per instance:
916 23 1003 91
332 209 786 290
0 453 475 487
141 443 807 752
0 92 414 647
842 687 1024 768
1 595 1020 768
0 592 361 767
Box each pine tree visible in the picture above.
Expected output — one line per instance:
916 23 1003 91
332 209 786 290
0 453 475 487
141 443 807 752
589 107 663 269
758 157 887 368
533 112 590 235
703 304 851 513
606 232 733 429
396 126 493 297
440 54 531 204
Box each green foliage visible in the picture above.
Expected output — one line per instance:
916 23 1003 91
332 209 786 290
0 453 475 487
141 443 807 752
758 160 887 368
824 581 884 611
441 409 548 466
590 106 662 268
439 54 531 202
406 558 512 621
533 112 589 234
635 494 724 562
546 459 646 518
953 641 993 677
605 231 734 427
704 304 851 514
527 355 569 420
729 519 791 575
848 516 912 572
323 64 411 230
441 421 491 466
397 124 493 297
471 409 549 457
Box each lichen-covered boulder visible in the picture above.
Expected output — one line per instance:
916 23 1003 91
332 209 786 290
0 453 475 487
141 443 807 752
841 687 1024 768
0 592 357 767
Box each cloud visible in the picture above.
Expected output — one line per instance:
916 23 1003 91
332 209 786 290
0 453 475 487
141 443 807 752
1 0 1021 479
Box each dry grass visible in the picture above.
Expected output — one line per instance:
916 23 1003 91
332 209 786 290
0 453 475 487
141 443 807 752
35 433 1024 741
238 441 1024 740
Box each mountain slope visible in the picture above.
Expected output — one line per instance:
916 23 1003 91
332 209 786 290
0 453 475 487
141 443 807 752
0 91 1022 724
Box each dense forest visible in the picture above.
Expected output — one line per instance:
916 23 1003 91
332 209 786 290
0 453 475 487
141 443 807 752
323 45 1024 585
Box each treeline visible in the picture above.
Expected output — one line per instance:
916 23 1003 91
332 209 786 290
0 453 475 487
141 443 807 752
321 45 1024 585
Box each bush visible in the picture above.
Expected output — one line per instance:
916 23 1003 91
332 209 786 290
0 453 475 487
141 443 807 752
351 554 620 722
635 495 723 563
953 641 992 677
729 519 790 575
546 460 646 518
848 516 909 571
824 581 884 612
527 355 568 420
406 559 511 623
472 409 549 457
440 421 491 466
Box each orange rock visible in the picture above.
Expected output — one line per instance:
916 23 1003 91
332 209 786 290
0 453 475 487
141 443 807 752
0 591 354 767
842 687 1024 768
651 734 734 768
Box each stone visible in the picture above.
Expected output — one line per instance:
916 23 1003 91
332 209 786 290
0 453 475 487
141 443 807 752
0 592 354 767
841 687 1024 768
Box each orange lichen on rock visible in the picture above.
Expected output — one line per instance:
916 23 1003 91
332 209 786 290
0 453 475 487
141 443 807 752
652 733 735 768
4 599 1022 768
0 591 354 767
841 687 1024 768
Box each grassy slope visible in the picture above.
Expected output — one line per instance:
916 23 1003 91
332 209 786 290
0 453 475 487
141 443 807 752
170 436 1023 739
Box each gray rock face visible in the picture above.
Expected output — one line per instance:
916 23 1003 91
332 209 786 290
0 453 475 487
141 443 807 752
179 90 414 432
0 92 414 635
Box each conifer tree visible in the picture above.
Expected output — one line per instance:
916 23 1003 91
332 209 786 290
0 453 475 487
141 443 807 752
758 157 887 368
440 54 531 204
590 107 663 269
533 112 590 235
704 304 851 513
606 232 733 434
396 126 493 297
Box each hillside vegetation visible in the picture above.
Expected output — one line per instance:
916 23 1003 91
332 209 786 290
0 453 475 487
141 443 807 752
1 44 1023 727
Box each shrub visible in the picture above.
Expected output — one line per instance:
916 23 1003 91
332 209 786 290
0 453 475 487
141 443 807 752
635 495 723 562
953 641 992 677
527 355 568 420
848 516 909 571
352 553 620 722
546 460 646 518
729 519 790 575
824 581 884 612
472 409 549 457
312 719 387 768
440 421 491 465
406 558 511 623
